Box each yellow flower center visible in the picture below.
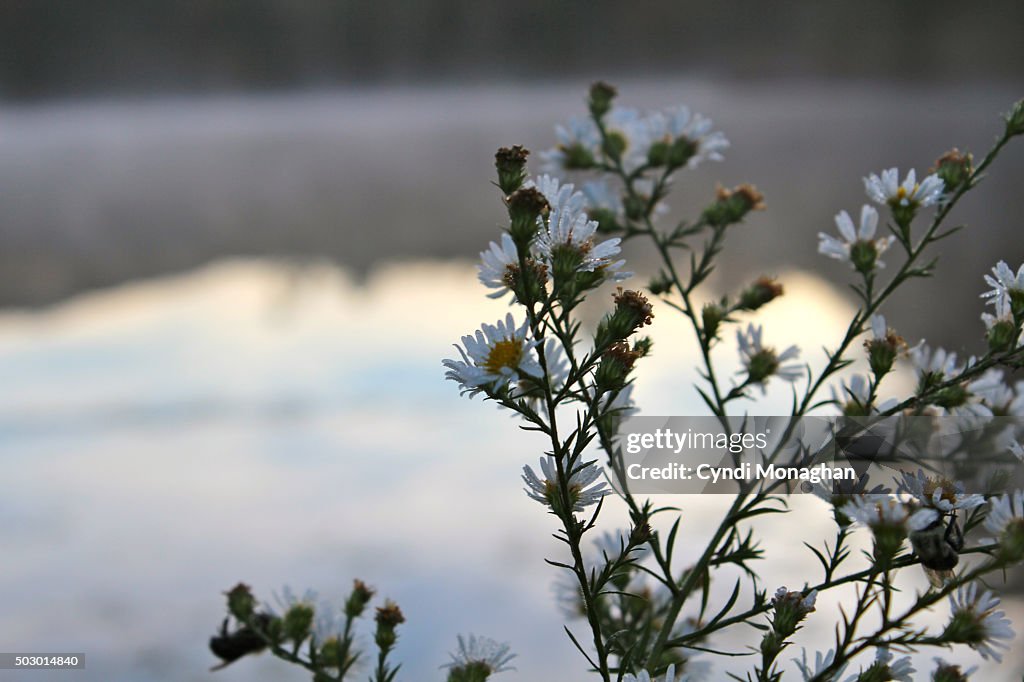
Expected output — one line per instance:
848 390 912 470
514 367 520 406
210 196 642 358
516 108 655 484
484 339 522 374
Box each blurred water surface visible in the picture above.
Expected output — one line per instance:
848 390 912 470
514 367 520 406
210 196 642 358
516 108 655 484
2 78 1022 353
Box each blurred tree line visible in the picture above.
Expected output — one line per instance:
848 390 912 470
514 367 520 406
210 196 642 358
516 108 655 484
2 0 1022 99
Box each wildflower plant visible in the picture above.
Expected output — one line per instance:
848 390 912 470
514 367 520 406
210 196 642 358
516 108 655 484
210 87 1024 679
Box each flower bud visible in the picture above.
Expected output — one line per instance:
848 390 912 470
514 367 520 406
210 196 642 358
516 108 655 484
701 184 765 227
494 145 530 195
282 602 315 643
933 148 972 192
374 600 405 650
647 139 670 167
588 81 617 119
864 329 906 379
738 276 783 311
506 187 548 250
319 636 345 668
1005 98 1024 137
647 272 672 296
226 583 256 620
602 130 627 162
770 588 816 638
595 341 642 392
667 136 699 169
702 302 727 342
344 579 375 619
595 290 653 347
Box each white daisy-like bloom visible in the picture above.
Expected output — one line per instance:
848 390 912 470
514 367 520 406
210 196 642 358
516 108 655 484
858 646 914 682
443 313 542 397
477 233 520 299
983 490 1024 536
980 260 1024 311
898 470 985 512
931 657 978 680
831 373 871 405
312 600 343 643
272 585 317 612
909 343 962 382
540 108 652 175
863 168 945 208
592 529 650 561
947 583 1014 661
622 663 684 682
773 586 818 613
793 648 848 681
582 179 626 221
526 174 587 215
845 495 938 531
736 323 802 391
817 205 895 268
441 634 516 674
1010 440 1024 462
539 116 603 174
522 456 608 513
533 200 630 280
647 106 730 169
604 107 656 173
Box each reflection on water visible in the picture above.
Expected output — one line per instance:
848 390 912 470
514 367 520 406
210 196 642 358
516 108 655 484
0 259 1020 680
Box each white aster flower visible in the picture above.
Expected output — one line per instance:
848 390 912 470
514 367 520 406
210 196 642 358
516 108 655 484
522 456 608 513
898 470 985 513
539 116 603 174
604 107 656 173
534 200 629 280
540 108 652 175
794 648 848 681
852 646 914 682
909 343 962 382
931 657 977 681
582 180 625 220
736 323 802 393
477 233 520 299
946 583 1014 661
818 205 895 270
526 174 587 215
845 495 938 532
441 633 516 675
443 314 542 397
647 106 730 168
983 490 1024 537
864 168 945 208
1010 440 1024 462
623 663 684 682
980 260 1024 312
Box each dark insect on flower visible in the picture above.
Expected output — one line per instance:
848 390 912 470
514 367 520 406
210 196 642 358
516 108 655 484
909 512 964 588
209 614 272 671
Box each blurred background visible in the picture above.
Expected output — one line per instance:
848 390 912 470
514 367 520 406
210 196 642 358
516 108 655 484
1 2 1023 680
